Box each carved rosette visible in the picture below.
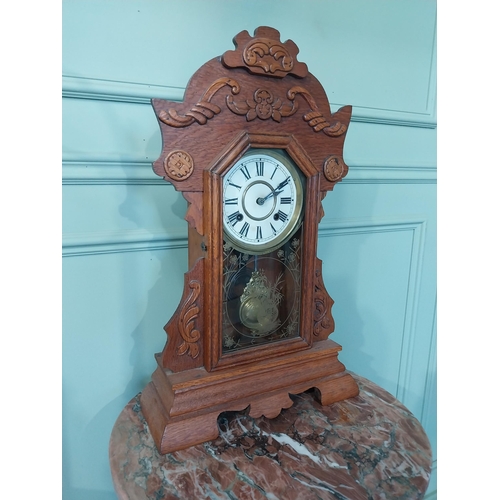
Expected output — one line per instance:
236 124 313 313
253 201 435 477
323 155 348 182
164 150 194 181
313 260 335 340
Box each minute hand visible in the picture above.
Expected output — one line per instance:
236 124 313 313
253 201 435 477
257 177 290 205
274 177 291 193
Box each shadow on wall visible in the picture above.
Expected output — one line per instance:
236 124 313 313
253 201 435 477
62 247 181 496
63 154 188 499
328 269 398 393
315 159 371 394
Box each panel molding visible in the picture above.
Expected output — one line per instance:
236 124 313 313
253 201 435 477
62 74 436 129
63 216 427 406
62 159 436 185
319 216 427 406
63 214 433 485
62 161 162 186
425 488 437 500
63 216 423 257
329 15 437 130
62 75 185 104
62 228 187 257
332 101 436 129
345 161 436 184
424 460 437 500
421 297 437 424
63 217 430 421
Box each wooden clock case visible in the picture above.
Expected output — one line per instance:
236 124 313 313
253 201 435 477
140 27 359 454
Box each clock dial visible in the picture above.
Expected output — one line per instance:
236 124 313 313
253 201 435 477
222 150 304 254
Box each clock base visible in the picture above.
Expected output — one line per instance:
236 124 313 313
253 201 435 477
141 339 359 454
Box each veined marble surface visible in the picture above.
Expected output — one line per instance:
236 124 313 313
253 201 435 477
109 373 432 499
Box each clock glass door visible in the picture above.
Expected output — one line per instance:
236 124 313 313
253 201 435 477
221 149 305 353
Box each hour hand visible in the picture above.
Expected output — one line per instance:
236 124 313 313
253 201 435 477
257 177 290 205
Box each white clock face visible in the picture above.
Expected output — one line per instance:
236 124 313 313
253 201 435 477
222 150 304 254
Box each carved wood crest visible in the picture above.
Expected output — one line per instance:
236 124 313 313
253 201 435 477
222 26 308 78
150 25 352 204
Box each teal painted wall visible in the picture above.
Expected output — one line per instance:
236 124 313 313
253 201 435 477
62 1 437 498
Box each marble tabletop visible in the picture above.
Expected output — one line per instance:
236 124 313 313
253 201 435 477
109 373 432 499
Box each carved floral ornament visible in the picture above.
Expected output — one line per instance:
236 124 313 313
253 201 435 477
226 88 296 122
158 77 347 137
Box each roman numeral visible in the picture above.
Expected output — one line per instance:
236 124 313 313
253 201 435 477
241 165 251 180
256 226 262 240
280 197 292 204
224 197 238 205
271 167 278 180
270 223 277 235
256 161 264 176
239 222 250 237
228 182 241 190
228 211 241 225
277 210 288 222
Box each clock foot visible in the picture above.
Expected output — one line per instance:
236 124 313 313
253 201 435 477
141 340 359 454
141 381 245 454
313 372 360 406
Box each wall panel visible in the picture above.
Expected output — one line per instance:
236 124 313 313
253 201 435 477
62 1 437 498
62 97 160 162
62 183 186 237
318 217 425 398
63 248 186 498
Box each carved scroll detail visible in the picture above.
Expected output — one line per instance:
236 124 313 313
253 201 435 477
156 80 347 137
177 280 202 359
158 78 241 128
222 27 308 78
313 262 335 339
243 39 294 75
226 88 298 122
287 86 348 137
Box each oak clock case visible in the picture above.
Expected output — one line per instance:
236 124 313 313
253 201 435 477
139 26 359 454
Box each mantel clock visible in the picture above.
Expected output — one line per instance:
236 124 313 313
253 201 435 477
140 27 359 454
